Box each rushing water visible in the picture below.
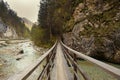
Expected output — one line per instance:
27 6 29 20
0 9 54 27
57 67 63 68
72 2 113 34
0 41 47 80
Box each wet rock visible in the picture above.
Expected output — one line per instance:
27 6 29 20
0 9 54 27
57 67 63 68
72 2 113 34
16 57 22 61
0 43 7 47
113 51 120 63
19 50 24 54
15 54 25 61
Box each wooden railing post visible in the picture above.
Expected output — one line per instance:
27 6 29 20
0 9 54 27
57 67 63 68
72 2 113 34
74 54 77 80
61 41 120 79
47 54 50 80
65 49 70 67
52 50 55 62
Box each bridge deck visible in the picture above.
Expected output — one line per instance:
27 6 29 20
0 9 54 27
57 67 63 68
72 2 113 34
51 43 72 80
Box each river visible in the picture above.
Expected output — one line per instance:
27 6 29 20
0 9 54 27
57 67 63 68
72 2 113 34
0 41 47 80
0 41 120 80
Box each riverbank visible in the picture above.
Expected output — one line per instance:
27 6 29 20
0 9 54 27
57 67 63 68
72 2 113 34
0 41 47 80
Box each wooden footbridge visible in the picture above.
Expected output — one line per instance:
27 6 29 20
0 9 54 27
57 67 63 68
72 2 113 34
8 41 120 80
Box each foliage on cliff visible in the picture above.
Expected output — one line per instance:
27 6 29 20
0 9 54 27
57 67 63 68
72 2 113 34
0 0 30 38
63 0 120 63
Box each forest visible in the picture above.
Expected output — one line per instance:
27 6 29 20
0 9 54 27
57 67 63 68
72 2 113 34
31 0 83 47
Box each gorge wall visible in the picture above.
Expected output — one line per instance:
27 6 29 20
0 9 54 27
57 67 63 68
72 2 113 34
0 0 30 39
0 20 18 39
63 0 120 63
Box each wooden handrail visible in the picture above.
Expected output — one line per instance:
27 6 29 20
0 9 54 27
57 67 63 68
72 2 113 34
63 48 91 80
61 41 120 79
8 41 57 80
38 48 56 80
63 51 80 80
38 63 50 80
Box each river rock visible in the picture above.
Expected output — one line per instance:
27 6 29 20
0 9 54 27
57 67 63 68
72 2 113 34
18 50 24 54
15 54 25 61
113 51 120 63
16 57 22 61
0 43 7 47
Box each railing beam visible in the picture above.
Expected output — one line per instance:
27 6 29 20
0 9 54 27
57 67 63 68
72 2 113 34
61 41 120 79
64 52 80 80
73 54 77 80
47 54 50 80
63 48 90 80
38 63 49 80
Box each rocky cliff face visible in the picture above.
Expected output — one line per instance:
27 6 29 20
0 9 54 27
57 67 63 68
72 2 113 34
0 20 18 39
0 0 30 39
22 18 33 31
63 0 120 63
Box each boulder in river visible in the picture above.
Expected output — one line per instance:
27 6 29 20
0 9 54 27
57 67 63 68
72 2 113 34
0 43 7 47
18 50 24 54
15 54 25 61
16 57 22 61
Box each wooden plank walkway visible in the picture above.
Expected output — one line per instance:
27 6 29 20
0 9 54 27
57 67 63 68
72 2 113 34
51 43 72 80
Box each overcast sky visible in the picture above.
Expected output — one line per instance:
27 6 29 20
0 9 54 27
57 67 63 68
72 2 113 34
4 0 40 22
